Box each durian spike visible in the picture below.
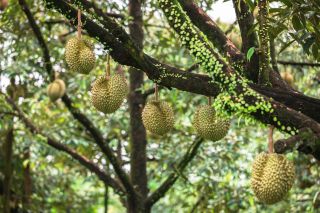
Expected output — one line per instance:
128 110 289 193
77 9 82 39
105 54 111 79
155 84 159 101
268 125 274 153
208 96 212 105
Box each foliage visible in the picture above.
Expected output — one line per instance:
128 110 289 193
0 0 319 212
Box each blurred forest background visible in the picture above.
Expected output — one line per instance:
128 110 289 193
0 0 320 212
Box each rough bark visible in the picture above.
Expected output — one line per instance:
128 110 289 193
128 0 149 212
232 0 260 82
258 0 270 84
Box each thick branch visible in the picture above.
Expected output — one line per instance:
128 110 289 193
145 138 204 207
18 0 54 81
232 0 260 82
158 0 320 137
19 0 136 198
178 0 290 89
3 94 125 195
42 0 320 154
274 128 320 160
258 0 270 84
178 0 243 63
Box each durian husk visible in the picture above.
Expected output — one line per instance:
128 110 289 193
47 79 66 102
142 100 174 135
251 153 295 204
91 74 128 114
65 37 95 74
193 105 230 141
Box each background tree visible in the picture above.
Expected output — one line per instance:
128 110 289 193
0 0 320 212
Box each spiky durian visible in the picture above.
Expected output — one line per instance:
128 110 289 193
251 153 295 204
142 100 174 135
193 105 230 141
47 79 66 102
91 74 128 114
65 37 95 74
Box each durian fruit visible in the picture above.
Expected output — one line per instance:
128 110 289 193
142 100 174 135
251 153 295 204
281 70 294 86
91 74 128 114
193 105 230 141
47 79 66 102
65 37 95 74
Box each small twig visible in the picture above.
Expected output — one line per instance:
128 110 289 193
277 60 320 67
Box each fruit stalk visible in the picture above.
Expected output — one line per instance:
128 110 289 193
155 84 159 101
77 9 82 39
268 125 274 153
106 54 111 79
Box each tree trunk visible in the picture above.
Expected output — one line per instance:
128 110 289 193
3 126 13 213
128 0 149 212
22 148 32 211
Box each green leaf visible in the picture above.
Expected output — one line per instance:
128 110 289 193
292 15 303 31
278 40 295 54
246 47 255 62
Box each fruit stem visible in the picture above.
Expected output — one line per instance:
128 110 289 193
54 71 59 80
268 125 274 153
77 9 82 39
155 84 159 101
106 54 111 79
208 97 212 105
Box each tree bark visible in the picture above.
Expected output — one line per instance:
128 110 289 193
232 0 260 82
3 126 13 213
22 148 32 211
128 0 149 212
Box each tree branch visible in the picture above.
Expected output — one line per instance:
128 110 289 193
2 93 125 195
274 128 320 160
232 0 260 82
19 0 137 199
257 0 270 84
178 0 244 63
145 138 204 207
178 0 290 90
277 60 320 67
18 0 54 81
41 0 320 155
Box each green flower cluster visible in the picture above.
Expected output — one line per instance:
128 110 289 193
158 0 297 134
